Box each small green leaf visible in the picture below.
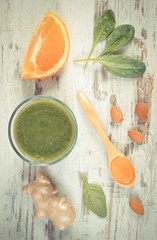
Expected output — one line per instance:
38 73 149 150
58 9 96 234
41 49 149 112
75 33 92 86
96 55 146 78
98 25 135 57
84 9 116 70
80 173 107 218
93 9 116 44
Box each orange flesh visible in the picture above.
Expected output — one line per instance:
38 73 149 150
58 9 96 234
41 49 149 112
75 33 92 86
110 156 135 185
36 17 65 71
22 12 69 79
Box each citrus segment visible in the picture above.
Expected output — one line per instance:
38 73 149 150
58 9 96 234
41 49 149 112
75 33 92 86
22 12 70 79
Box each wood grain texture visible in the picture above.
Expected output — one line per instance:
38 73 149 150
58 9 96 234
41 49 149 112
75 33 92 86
0 0 157 239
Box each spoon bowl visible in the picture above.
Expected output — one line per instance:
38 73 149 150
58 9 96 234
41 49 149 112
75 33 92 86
77 91 136 188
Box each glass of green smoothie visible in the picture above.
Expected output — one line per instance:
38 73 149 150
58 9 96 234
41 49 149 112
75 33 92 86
8 96 78 165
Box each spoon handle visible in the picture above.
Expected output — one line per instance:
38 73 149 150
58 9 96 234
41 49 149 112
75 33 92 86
77 91 113 151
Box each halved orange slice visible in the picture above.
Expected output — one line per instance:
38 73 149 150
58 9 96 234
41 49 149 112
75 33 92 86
22 12 70 79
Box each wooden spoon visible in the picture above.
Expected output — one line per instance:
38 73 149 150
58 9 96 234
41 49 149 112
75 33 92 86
77 91 136 188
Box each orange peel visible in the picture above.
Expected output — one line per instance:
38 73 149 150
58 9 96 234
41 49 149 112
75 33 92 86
22 12 70 79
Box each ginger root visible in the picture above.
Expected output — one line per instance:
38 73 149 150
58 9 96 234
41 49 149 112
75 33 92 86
22 172 76 230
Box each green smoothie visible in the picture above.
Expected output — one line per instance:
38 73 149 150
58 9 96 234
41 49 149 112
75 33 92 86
14 99 74 161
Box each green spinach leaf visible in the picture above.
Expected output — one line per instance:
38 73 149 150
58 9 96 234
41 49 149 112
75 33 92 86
80 173 107 218
84 9 116 70
98 24 135 57
96 55 146 78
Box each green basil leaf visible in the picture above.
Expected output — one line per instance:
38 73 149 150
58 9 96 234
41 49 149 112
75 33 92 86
81 173 107 218
97 55 146 78
84 9 116 70
99 25 135 57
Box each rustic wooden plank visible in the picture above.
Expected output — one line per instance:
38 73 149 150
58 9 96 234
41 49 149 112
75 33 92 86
0 0 157 239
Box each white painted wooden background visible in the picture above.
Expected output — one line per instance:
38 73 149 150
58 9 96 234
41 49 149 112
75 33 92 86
0 0 157 239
